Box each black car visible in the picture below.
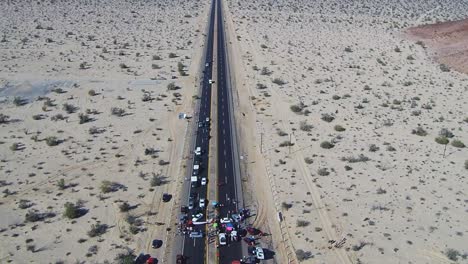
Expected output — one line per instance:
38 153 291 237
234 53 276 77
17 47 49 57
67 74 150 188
162 193 172 202
152 239 163 249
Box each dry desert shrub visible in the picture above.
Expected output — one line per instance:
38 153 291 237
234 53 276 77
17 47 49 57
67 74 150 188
334 125 346 132
341 154 370 163
317 168 330 176
321 113 335 122
320 141 334 149
412 126 428 136
295 249 313 261
296 220 310 227
87 224 108 237
299 121 313 131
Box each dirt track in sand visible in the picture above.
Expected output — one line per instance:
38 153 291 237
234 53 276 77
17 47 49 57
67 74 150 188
407 18 468 74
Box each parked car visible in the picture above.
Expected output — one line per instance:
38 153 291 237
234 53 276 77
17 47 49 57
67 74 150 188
208 79 214 84
219 233 227 245
255 247 265 260
188 198 194 210
162 193 171 202
201 177 207 186
152 239 163 249
146 257 157 264
181 206 188 213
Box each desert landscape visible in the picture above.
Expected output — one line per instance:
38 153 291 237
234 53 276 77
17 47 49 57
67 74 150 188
223 0 468 263
2 0 468 263
0 0 209 263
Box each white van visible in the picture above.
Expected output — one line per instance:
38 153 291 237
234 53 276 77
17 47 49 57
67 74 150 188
194 147 201 156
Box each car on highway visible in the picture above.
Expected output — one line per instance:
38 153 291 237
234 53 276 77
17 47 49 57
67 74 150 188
208 79 214 84
232 214 241 222
219 233 227 245
193 164 200 176
192 213 204 222
199 198 205 208
255 247 265 260
205 117 210 123
201 177 207 186
220 217 232 223
188 198 194 210
230 230 238 241
194 147 201 156
205 62 209 67
189 231 203 238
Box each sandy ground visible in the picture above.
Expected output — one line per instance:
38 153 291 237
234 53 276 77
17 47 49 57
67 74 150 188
0 0 208 263
224 0 468 263
407 19 468 74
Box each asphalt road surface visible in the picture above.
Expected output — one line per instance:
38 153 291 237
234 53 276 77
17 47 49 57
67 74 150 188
182 0 216 262
215 0 244 262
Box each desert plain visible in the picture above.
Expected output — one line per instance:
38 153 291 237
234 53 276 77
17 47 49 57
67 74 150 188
1 0 468 263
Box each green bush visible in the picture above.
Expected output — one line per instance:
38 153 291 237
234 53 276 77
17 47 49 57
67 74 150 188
57 179 66 190
451 140 465 148
334 125 346 132
100 180 115 193
435 136 449 145
64 202 81 219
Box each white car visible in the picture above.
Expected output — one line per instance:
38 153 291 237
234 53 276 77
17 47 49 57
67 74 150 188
205 117 210 123
199 198 205 208
220 217 232 223
205 62 209 67
218 233 227 245
194 147 201 156
208 79 214 84
201 177 207 186
230 230 238 241
255 247 265 260
192 213 203 222
232 214 241 222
